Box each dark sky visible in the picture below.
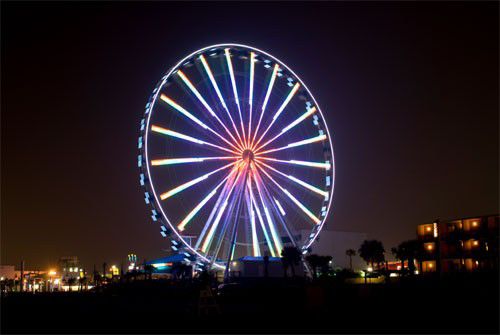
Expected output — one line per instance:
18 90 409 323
1 2 498 270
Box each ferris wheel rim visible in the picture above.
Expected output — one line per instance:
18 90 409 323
140 43 335 269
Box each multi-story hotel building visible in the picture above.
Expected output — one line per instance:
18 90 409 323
416 214 499 273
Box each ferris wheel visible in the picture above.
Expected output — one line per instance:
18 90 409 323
138 44 335 270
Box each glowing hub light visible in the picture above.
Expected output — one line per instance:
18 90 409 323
140 44 334 270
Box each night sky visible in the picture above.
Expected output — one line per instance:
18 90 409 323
2 2 498 271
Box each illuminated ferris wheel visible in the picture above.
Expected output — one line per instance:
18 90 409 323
138 44 335 270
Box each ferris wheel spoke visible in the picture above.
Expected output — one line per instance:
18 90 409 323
224 48 247 145
255 133 327 156
251 166 283 256
247 175 276 257
254 106 317 152
151 125 238 155
177 172 235 232
199 54 244 146
194 165 240 251
253 168 298 247
176 70 244 151
255 162 321 225
159 161 238 201
247 52 256 149
251 64 279 149
160 94 242 153
200 163 246 253
151 156 238 166
252 82 300 150
244 181 261 257
256 157 332 171
257 161 329 200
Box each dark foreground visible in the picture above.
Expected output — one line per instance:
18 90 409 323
2 273 498 334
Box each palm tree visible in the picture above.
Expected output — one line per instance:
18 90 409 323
345 249 356 271
391 246 405 274
358 240 385 270
305 254 321 279
318 256 333 277
281 246 302 278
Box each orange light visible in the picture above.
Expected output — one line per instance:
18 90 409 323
426 226 432 232
472 221 478 227
428 263 433 268
473 240 479 246
427 244 434 250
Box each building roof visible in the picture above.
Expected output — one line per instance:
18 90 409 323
238 256 282 262
146 254 185 265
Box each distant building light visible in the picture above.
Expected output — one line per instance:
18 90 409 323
397 266 401 270
367 267 373 272
433 222 438 238
427 244 434 250
473 240 479 246
389 273 398 277
49 270 57 276
472 221 478 227
428 263 433 268
426 226 432 232
475 260 479 266
0 277 4 281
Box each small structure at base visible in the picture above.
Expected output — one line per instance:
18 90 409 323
228 256 305 278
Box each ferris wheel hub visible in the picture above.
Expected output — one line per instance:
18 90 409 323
241 149 255 162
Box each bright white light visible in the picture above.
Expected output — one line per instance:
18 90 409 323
225 48 246 142
176 70 242 151
264 206 283 256
199 54 243 144
257 166 321 224
254 82 300 148
151 125 237 154
248 52 255 145
258 134 327 155
256 107 317 151
252 64 279 146
257 157 331 170
151 156 237 166
248 177 275 257
259 162 328 199
160 94 208 129
160 161 237 200
201 166 244 252
177 176 231 231
273 197 286 216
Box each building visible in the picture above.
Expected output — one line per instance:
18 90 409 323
416 214 499 273
58 256 82 284
229 256 305 278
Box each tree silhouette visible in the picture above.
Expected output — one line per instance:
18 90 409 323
281 246 302 278
345 249 356 271
391 240 420 275
358 240 385 269
305 254 321 279
144 264 155 280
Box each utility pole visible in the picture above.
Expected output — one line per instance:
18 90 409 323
20 260 25 292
